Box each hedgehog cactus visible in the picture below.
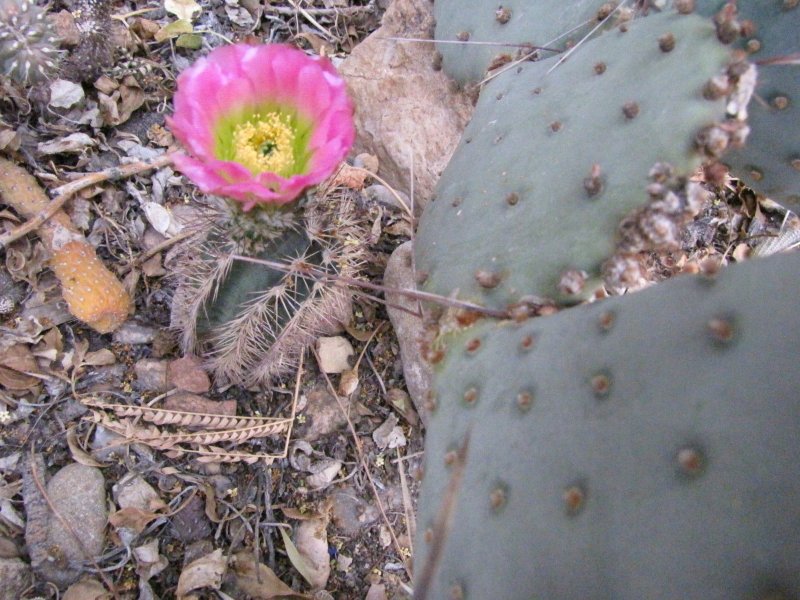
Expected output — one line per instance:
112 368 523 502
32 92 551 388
166 43 360 385
0 0 60 84
170 189 366 386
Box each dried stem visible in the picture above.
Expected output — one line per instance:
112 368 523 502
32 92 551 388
0 153 175 249
231 254 510 319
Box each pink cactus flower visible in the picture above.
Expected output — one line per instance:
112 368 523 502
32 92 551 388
167 43 355 209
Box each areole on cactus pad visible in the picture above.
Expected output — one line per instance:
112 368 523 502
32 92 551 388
167 43 355 209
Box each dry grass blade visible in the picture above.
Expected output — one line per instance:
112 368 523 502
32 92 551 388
89 413 290 447
82 400 285 431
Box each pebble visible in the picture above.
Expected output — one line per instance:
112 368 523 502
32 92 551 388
383 242 432 426
27 463 107 588
113 321 157 345
134 358 170 392
167 355 211 393
294 386 352 442
0 557 31 600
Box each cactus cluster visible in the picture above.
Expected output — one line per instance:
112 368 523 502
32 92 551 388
0 0 60 84
413 1 800 596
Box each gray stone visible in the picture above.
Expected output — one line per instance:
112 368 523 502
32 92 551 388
294 385 354 442
340 0 473 210
0 557 32 600
133 358 170 392
384 242 432 426
36 464 107 587
113 320 157 345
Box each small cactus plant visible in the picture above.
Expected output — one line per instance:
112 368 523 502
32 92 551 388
166 43 359 385
0 0 61 84
170 186 367 385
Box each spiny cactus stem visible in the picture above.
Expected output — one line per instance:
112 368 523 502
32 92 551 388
0 152 175 249
231 254 511 319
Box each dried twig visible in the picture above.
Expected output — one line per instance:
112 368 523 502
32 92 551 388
0 153 175 249
232 254 511 319
266 1 376 17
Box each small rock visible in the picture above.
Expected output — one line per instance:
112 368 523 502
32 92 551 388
340 0 473 209
353 152 379 173
90 425 127 462
331 486 380 535
167 355 211 393
295 386 353 442
163 392 236 416
48 10 81 46
133 359 170 392
372 414 407 450
63 578 109 600
315 336 354 374
365 184 412 213
113 321 157 345
384 242 432 426
49 79 84 109
365 582 387 600
113 473 165 512
29 463 107 588
0 557 31 600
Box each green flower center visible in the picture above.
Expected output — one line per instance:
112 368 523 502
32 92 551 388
213 105 314 178
232 112 295 176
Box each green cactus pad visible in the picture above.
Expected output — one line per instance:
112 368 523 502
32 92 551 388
415 252 800 599
432 0 614 85
416 12 733 307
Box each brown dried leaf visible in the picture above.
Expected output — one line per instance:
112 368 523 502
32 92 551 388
118 81 145 124
108 506 161 535
63 578 111 600
338 368 359 397
66 428 108 467
83 348 117 366
176 548 226 599
0 344 40 390
328 163 368 190
230 551 303 599
288 513 331 590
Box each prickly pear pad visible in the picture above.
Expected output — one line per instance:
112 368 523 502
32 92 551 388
416 13 732 307
415 252 800 599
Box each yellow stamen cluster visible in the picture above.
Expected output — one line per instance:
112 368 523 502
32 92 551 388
232 112 296 176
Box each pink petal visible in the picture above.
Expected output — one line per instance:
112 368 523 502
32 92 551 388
169 43 355 207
